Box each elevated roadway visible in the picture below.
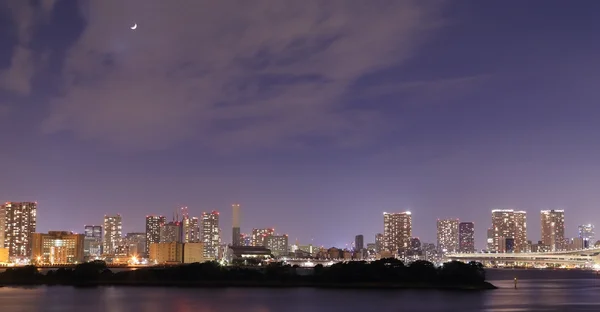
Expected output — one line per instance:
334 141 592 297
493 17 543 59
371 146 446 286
447 248 600 266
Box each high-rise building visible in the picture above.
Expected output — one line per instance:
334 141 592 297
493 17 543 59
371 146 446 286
251 228 275 247
541 210 565 251
491 209 527 253
201 211 220 260
103 215 122 255
0 205 5 248
436 219 459 253
2 202 37 258
183 217 200 243
265 235 289 257
383 211 412 255
145 215 166 255
458 222 475 253
160 221 182 243
375 233 384 253
32 231 84 264
513 211 527 253
578 224 595 248
232 204 241 246
83 225 102 259
355 235 364 251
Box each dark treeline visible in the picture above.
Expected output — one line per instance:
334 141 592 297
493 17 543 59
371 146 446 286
0 259 495 290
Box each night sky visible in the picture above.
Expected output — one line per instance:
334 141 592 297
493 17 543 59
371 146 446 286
1 1 600 249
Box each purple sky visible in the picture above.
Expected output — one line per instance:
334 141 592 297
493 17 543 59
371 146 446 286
1 1 600 249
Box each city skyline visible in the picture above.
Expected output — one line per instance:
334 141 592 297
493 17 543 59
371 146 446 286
1 1 600 249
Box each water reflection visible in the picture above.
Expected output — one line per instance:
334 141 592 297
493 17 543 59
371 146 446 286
1 278 600 311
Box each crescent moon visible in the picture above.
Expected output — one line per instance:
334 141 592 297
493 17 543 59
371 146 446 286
130 23 137 30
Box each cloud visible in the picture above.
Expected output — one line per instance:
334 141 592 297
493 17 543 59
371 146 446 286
0 0 58 95
43 0 445 151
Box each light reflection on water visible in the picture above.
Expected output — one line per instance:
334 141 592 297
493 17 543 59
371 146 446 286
2 271 600 311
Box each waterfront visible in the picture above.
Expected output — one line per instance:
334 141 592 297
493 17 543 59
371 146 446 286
1 270 600 311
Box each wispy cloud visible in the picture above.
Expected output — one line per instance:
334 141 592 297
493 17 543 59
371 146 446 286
40 0 445 151
0 0 57 95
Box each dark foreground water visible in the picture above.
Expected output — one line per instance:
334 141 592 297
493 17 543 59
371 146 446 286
2 269 600 311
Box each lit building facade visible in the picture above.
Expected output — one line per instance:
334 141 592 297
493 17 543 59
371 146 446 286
201 211 220 260
232 204 241 246
103 215 122 255
578 224 595 248
541 209 565 251
383 211 412 255
83 225 102 259
251 228 275 247
183 217 200 243
149 242 183 264
265 235 288 257
32 231 84 264
375 233 384 253
145 215 166 255
2 202 37 258
436 219 459 253
160 221 182 243
491 209 527 253
458 222 475 253
183 242 204 263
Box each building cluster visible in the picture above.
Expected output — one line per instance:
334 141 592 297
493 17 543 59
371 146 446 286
0 201 597 266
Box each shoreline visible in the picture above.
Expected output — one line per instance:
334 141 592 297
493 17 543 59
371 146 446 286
0 281 497 290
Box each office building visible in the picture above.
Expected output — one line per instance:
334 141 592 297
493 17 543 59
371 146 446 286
103 215 122 255
83 225 102 259
486 228 494 251
0 205 5 248
149 242 183 264
265 235 289 257
125 232 146 256
32 231 85 264
160 221 182 243
375 233 384 253
491 209 527 253
458 222 475 253
251 228 275 247
541 210 565 251
145 215 166 254
383 211 412 255
355 234 364 251
232 204 241 246
578 224 595 248
2 202 37 258
437 219 459 253
201 211 220 260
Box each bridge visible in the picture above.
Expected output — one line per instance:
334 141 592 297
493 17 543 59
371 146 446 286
447 248 600 266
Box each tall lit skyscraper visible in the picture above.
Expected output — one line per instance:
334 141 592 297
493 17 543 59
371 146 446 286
383 211 412 254
491 209 527 253
514 211 527 253
103 215 122 255
145 215 165 254
578 224 595 248
2 202 37 258
0 205 5 248
541 209 565 251
201 211 220 260
232 204 241 246
183 217 200 243
458 222 475 253
251 228 275 246
437 219 459 253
